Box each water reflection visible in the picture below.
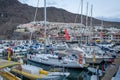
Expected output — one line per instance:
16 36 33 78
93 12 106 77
27 60 91 80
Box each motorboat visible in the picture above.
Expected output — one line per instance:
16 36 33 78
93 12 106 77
11 64 70 80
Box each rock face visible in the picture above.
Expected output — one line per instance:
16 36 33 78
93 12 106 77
0 0 120 39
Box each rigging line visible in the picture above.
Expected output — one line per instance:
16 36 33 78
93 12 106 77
73 0 81 36
86 2 88 27
74 0 81 23
33 0 40 22
30 0 39 45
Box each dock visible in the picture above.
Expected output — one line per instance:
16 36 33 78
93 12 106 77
0 71 21 80
0 59 20 69
0 59 21 80
101 54 120 80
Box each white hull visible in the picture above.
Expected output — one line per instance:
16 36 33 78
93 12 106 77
27 54 84 68
12 64 69 80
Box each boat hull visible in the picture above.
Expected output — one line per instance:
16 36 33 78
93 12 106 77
11 68 63 80
27 54 84 69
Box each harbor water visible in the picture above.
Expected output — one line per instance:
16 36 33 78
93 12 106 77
27 60 91 80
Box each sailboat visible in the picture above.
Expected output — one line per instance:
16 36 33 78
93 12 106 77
27 49 87 68
27 0 87 69
27 22 87 68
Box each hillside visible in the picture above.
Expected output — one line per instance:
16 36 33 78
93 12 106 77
0 0 120 39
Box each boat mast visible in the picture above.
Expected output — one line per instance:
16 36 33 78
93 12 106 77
90 5 93 32
80 0 83 44
74 0 81 23
86 2 88 44
44 0 47 54
90 5 93 42
30 0 39 45
33 0 39 22
100 17 104 42
80 0 83 24
74 0 81 38
86 2 88 27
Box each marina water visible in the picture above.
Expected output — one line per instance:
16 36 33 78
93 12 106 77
27 60 91 80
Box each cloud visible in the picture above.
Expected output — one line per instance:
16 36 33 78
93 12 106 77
19 0 58 7
96 16 120 22
105 9 120 18
18 0 120 19
18 0 44 7
18 0 29 4
47 1 57 6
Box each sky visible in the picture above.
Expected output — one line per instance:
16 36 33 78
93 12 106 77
18 0 120 21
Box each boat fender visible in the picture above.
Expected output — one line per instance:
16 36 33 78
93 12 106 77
39 70 48 75
78 54 82 64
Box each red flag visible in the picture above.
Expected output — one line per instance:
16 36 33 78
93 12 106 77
64 28 70 40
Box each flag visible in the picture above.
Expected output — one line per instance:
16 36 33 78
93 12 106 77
64 28 70 40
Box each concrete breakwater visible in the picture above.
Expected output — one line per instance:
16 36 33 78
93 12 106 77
102 54 120 80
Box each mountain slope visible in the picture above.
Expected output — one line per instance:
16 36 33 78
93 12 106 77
0 0 120 39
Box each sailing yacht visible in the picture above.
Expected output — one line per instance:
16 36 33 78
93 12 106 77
27 49 87 68
73 45 114 64
27 0 88 69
